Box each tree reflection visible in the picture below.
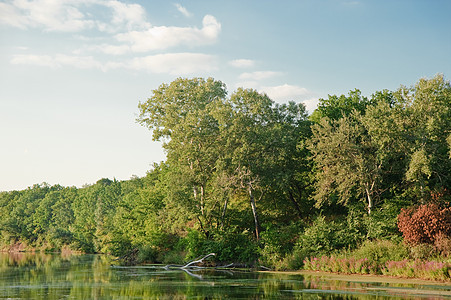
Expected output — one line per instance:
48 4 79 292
0 253 448 299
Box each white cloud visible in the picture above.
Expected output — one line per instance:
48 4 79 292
103 0 150 32
114 15 221 52
233 81 319 112
11 54 59 68
229 59 255 68
238 71 281 81
261 84 310 100
10 52 217 75
0 2 27 29
0 0 150 32
175 3 192 17
92 44 131 55
301 98 320 113
11 54 104 70
127 53 217 75
260 84 319 112
0 0 96 32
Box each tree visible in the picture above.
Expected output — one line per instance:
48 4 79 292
137 77 227 236
215 88 310 239
403 75 451 199
309 89 373 123
309 75 451 214
309 112 385 214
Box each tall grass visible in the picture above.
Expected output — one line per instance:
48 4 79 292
303 256 450 281
302 240 451 281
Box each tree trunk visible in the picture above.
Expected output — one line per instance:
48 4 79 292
365 187 372 215
248 184 260 241
221 197 228 229
200 184 205 216
288 190 302 219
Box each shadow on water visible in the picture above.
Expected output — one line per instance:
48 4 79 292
0 252 450 299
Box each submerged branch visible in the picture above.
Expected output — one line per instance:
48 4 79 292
164 253 216 270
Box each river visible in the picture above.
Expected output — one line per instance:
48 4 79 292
0 252 449 299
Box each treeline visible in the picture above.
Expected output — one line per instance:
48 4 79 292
1 75 450 270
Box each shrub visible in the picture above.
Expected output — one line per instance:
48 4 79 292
303 256 377 275
353 240 408 266
434 233 451 257
136 245 158 263
398 203 451 245
183 229 207 260
296 215 361 256
409 243 436 260
280 248 310 270
161 250 185 265
259 222 303 269
183 229 259 264
383 260 451 281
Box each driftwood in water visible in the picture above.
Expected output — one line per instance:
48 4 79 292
164 253 216 270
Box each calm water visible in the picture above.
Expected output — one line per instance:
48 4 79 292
0 253 449 299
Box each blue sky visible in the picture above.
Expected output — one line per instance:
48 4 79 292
0 0 450 191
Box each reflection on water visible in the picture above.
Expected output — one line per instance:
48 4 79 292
0 252 449 299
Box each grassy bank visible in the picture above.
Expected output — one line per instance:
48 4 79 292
303 256 451 281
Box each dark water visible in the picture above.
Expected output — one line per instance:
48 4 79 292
0 253 449 299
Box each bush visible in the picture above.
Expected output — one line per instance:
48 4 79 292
183 229 208 260
278 248 310 270
434 233 451 257
303 256 377 274
398 203 451 245
296 215 361 256
383 260 451 281
161 250 185 265
183 229 259 264
259 222 303 269
353 240 408 266
409 243 436 260
303 255 451 281
136 245 158 263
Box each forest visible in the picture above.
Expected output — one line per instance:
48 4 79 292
1 74 450 280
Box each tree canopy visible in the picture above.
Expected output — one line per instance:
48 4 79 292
1 74 449 268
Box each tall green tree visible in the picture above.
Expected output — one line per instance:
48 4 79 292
215 88 310 239
309 75 451 214
309 112 386 214
137 77 227 236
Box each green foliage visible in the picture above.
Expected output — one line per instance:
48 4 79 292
183 229 258 264
259 222 303 268
296 215 361 256
1 75 450 276
136 245 158 264
310 89 373 122
303 256 378 274
353 240 409 266
383 260 451 281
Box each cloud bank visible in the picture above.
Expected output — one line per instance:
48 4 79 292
2 1 221 77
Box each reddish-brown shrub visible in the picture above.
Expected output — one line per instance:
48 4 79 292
434 233 451 257
397 203 451 245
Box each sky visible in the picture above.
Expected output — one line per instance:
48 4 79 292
0 0 450 191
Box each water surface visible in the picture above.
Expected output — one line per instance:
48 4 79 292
0 252 449 299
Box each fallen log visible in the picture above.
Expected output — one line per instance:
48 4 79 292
164 253 216 270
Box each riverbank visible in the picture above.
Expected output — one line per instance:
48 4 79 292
301 255 451 282
270 270 451 298
276 270 451 285
0 243 82 255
